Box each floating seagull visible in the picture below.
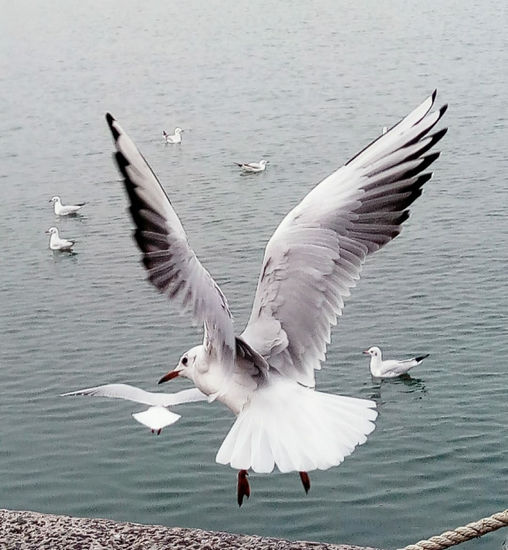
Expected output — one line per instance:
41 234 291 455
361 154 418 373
67 91 446 506
235 159 268 173
364 346 430 378
46 227 75 251
62 384 207 434
49 196 86 216
163 128 183 144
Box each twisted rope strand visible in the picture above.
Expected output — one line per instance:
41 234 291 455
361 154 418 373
401 509 508 550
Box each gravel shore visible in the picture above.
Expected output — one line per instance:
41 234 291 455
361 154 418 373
0 509 382 550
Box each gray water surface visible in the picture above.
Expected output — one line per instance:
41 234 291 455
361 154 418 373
1 1 507 549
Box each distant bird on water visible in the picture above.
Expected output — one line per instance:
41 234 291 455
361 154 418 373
235 159 268 173
46 227 75 251
364 346 429 378
50 196 86 216
64 90 446 506
163 128 183 144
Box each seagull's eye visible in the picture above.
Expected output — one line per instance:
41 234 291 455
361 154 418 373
182 357 188 366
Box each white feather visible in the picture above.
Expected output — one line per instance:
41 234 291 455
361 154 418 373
216 375 377 473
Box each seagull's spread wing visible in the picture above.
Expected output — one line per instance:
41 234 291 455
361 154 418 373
62 384 207 431
106 114 236 366
62 384 208 407
241 91 447 387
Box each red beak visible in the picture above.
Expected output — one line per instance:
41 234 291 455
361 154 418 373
363 350 370 355
158 370 180 384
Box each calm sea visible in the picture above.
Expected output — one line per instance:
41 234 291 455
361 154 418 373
0 1 506 548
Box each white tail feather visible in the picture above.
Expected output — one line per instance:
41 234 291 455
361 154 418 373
132 406 181 431
216 377 377 473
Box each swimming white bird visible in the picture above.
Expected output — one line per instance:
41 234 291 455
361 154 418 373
46 227 75 251
93 91 446 505
163 128 183 144
49 196 86 216
62 384 207 434
364 346 430 378
235 159 268 173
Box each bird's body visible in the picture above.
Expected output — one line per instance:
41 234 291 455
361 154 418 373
46 227 75 251
65 91 446 504
235 159 268 172
50 196 85 216
364 346 429 378
62 384 206 433
163 128 183 144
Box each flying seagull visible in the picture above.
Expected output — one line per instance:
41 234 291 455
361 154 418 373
235 159 268 173
66 91 446 506
62 384 207 434
163 128 183 144
49 196 86 216
46 226 75 251
364 346 430 378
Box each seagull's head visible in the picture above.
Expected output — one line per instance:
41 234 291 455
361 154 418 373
158 345 201 384
175 127 183 134
260 159 268 167
49 196 60 204
46 227 58 235
363 346 381 358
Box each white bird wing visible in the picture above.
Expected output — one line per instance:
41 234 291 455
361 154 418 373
241 91 447 387
379 359 417 377
61 384 207 407
106 114 236 371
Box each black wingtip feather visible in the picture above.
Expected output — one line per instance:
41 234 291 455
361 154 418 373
106 113 121 140
406 127 447 161
401 152 440 181
114 151 128 169
431 89 437 102
396 210 410 225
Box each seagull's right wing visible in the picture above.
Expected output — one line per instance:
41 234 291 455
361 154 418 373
382 358 419 376
105 114 236 367
241 91 447 388
62 384 207 407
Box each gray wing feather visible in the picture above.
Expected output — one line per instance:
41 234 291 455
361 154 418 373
105 114 235 364
241 91 447 387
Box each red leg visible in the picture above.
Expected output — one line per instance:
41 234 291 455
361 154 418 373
299 471 310 494
237 469 250 507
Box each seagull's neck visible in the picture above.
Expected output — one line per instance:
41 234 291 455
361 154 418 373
369 354 383 375
190 351 257 416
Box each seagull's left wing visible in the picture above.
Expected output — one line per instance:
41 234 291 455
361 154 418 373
106 114 236 367
242 91 447 388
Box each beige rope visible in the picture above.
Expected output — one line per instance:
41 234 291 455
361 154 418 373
401 509 508 550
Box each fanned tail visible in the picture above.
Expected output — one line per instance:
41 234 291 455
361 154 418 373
216 376 377 474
